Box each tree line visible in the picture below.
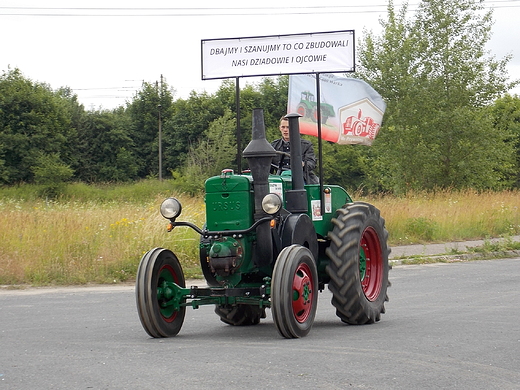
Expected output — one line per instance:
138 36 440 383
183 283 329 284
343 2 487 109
1 0 519 195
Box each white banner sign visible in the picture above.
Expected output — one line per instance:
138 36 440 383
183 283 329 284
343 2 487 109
201 31 354 80
288 74 386 145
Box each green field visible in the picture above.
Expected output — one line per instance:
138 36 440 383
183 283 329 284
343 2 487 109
1 181 519 286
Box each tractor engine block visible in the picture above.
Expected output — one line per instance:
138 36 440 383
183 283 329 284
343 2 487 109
208 237 243 276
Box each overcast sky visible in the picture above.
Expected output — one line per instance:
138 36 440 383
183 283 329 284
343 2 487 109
1 0 519 110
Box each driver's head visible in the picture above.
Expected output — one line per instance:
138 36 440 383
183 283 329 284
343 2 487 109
279 116 290 142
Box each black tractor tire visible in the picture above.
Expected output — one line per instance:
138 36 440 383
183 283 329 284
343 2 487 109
135 248 186 337
214 304 266 326
325 202 390 325
200 233 220 287
271 245 318 338
297 103 309 119
310 107 318 123
312 107 329 124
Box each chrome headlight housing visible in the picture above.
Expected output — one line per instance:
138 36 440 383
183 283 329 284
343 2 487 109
160 197 182 220
261 193 282 215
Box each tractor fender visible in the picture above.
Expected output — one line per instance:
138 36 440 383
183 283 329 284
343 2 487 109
280 213 318 262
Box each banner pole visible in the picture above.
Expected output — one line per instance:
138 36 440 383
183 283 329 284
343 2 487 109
236 77 242 173
315 73 325 215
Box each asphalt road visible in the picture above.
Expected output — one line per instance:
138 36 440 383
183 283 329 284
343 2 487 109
1 258 519 390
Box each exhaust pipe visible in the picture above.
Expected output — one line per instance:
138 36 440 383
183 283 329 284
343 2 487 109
284 113 308 213
243 108 277 267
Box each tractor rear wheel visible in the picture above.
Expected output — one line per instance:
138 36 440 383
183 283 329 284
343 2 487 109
312 107 328 124
271 245 318 338
135 248 186 337
325 202 390 325
214 304 265 326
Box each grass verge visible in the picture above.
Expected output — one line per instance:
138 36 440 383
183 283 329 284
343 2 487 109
1 182 519 286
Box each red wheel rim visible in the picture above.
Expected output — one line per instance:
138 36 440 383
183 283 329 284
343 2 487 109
353 121 364 136
158 264 179 322
291 262 314 323
360 226 383 301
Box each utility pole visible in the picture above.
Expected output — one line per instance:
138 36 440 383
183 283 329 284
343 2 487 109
158 74 163 181
158 103 162 181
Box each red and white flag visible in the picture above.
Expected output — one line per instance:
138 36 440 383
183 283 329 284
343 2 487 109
288 74 386 145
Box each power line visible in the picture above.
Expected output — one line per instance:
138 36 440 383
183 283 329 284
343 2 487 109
0 2 514 15
73 87 140 91
1 0 519 11
1 5 389 11
0 10 392 17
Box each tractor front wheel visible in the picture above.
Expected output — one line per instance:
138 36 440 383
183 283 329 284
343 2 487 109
325 202 390 325
135 248 186 337
271 245 318 338
297 103 309 119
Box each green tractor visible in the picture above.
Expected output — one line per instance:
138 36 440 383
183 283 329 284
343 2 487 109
296 91 335 124
135 109 390 339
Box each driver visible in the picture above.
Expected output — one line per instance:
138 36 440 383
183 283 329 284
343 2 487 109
270 116 318 184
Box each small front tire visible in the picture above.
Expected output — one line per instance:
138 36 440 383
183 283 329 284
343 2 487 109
135 248 186 338
271 245 318 338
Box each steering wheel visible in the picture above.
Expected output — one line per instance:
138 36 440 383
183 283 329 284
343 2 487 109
271 151 291 175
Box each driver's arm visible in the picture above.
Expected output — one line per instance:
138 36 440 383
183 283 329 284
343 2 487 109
301 140 317 171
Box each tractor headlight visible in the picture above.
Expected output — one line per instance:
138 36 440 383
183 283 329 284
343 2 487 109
261 193 282 215
160 197 182 220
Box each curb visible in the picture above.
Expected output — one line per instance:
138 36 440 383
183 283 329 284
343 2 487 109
389 250 520 266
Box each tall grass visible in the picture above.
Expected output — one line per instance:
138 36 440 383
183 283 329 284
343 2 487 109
0 181 205 285
363 189 520 245
0 181 519 286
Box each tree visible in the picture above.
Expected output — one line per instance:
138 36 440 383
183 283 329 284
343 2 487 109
0 68 74 184
489 94 520 187
320 140 368 192
172 110 237 194
31 152 74 197
163 90 226 175
255 76 289 140
0 146 9 183
213 77 288 145
74 108 138 182
357 0 516 192
127 79 174 178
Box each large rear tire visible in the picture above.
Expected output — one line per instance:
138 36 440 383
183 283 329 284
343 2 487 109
325 202 390 325
135 248 186 337
271 245 318 338
214 304 265 326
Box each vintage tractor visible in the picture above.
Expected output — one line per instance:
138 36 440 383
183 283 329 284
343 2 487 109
296 91 335 124
135 109 390 339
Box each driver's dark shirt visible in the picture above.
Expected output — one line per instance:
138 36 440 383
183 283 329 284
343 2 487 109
270 138 318 183
277 140 292 169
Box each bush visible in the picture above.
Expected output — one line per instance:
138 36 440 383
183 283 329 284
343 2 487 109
31 153 74 198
